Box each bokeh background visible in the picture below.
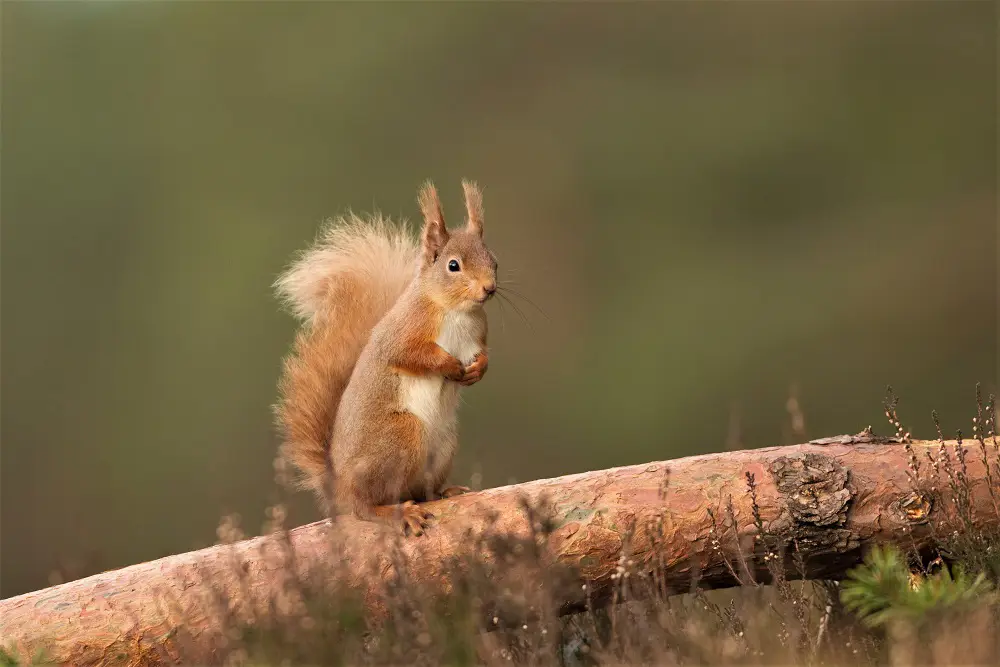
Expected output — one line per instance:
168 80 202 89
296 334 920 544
2 1 996 599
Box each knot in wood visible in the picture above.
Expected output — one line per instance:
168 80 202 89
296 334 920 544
769 453 851 527
895 492 933 524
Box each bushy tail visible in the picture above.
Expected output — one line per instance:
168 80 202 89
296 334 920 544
273 212 418 502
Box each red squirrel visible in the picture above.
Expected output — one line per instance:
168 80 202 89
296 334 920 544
274 180 496 536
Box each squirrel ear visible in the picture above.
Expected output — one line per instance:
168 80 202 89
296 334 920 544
462 179 484 237
418 180 449 264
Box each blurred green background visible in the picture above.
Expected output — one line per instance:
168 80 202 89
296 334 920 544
1 1 996 598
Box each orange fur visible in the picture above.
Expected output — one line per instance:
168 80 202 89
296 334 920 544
462 179 484 237
388 305 465 379
274 182 498 533
273 214 418 501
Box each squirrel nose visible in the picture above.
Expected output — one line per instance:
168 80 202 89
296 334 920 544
484 283 496 296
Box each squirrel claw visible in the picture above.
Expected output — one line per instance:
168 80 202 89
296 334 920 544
444 361 465 382
438 485 471 499
458 353 488 386
399 500 433 537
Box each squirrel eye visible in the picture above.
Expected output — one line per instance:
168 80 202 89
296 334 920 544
447 259 460 272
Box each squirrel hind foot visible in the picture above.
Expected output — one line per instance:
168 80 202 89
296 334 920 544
399 500 434 537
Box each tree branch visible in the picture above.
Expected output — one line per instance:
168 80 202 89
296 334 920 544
1 436 997 665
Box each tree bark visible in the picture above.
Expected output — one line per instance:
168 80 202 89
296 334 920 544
2 436 997 666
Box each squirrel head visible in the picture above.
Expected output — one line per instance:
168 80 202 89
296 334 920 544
416 180 498 311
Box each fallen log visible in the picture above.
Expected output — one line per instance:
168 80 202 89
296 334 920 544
2 435 998 665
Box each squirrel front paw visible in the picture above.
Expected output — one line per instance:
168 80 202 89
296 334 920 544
399 500 434 537
458 352 488 386
442 356 466 382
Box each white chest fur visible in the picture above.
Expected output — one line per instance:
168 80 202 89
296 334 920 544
436 309 484 366
399 310 483 432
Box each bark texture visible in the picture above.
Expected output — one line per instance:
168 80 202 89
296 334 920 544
2 436 997 666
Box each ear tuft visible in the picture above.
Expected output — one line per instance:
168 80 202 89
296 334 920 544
462 179 484 237
418 180 449 264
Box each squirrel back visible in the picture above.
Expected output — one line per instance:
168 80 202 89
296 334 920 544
273 212 419 499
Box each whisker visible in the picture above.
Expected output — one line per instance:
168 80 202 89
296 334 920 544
496 286 550 321
493 290 507 333
501 295 532 331
496 291 533 331
496 289 534 327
